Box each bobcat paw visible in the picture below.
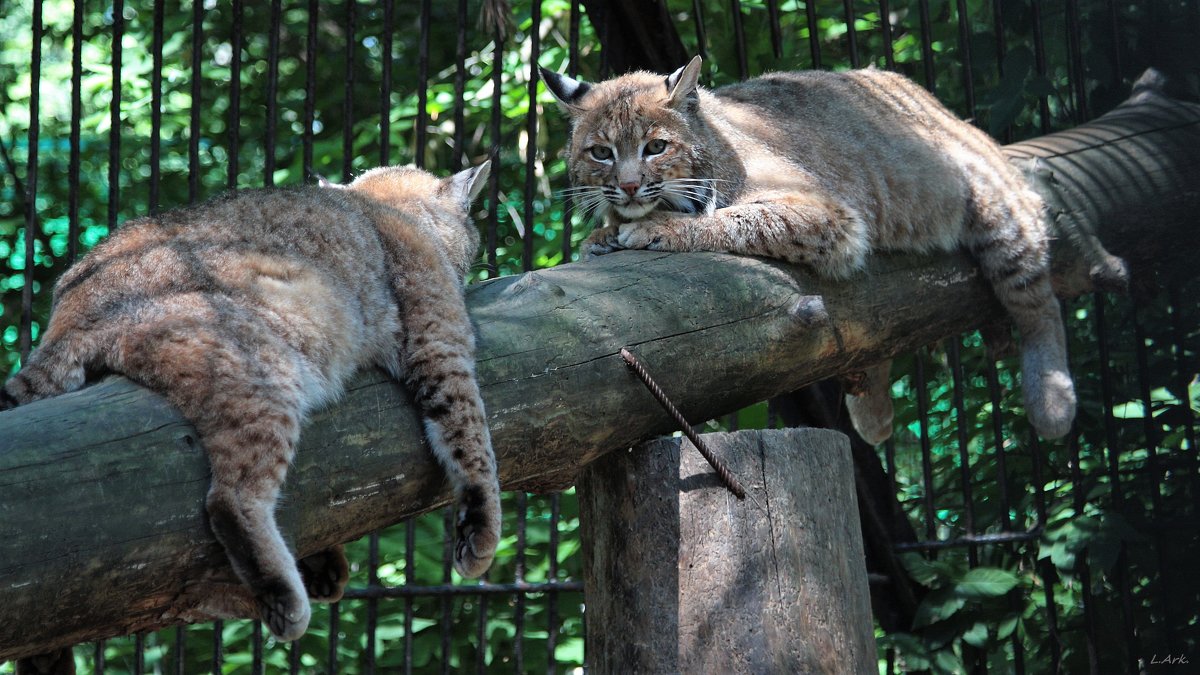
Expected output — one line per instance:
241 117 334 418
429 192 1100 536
453 488 500 578
257 578 312 642
617 216 691 252
1026 370 1076 439
299 545 349 602
581 225 624 260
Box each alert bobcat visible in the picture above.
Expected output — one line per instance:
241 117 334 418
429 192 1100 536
1 163 502 643
541 56 1075 442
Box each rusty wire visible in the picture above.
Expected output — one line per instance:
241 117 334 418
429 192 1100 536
619 348 747 500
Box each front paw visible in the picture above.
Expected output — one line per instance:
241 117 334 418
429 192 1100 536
616 217 688 252
299 545 349 602
581 225 623 260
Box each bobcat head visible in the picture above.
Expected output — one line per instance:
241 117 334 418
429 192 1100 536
540 56 726 223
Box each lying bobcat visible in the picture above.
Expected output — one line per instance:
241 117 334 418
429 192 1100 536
1 163 502 647
540 56 1075 442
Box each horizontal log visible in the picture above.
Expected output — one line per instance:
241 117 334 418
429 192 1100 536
2 72 1199 661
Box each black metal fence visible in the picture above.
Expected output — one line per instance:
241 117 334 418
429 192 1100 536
2 0 1198 673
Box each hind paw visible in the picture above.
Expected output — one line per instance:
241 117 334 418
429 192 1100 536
453 491 500 578
1026 370 1076 439
257 580 311 642
299 545 349 602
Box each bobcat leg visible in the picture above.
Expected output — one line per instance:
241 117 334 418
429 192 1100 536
615 192 870 279
581 223 623 260
844 360 895 445
389 263 502 579
966 189 1075 439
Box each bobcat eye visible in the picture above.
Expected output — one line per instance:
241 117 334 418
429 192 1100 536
589 146 614 161
644 139 668 156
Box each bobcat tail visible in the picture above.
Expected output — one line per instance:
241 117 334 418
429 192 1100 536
0 340 89 410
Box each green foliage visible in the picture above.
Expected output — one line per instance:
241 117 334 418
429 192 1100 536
3 0 1199 673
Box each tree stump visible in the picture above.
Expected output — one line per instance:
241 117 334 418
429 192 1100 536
577 428 875 674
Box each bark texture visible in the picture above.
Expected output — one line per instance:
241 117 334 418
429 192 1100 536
0 73 1198 661
578 429 876 674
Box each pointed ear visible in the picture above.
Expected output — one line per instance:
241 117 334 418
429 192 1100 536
446 161 491 206
665 55 703 109
539 65 592 111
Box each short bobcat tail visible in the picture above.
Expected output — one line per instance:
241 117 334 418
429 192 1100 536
1 340 89 410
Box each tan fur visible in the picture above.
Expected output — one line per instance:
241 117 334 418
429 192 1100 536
542 57 1075 441
1 164 501 641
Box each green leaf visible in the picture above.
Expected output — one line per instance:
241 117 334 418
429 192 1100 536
954 567 1020 599
962 621 989 648
914 587 968 628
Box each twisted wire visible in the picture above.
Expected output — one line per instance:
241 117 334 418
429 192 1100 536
619 348 747 500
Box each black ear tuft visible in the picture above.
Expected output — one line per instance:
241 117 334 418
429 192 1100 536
539 66 592 109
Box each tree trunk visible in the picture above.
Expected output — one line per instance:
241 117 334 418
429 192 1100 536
578 429 876 674
0 73 1198 661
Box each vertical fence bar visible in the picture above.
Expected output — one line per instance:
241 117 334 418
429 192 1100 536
803 0 821 69
95 641 105 674
486 13 502 276
917 0 935 91
514 491 528 673
915 351 936 542
878 0 895 70
690 0 709 64
20 0 42 363
343 0 357 182
1167 286 1200 506
404 520 416 675
766 0 782 59
251 622 263 675
380 0 393 167
134 634 144 675
1094 295 1139 673
1133 307 1179 655
452 0 468 170
1069 429 1100 675
289 636 302 675
149 0 164 213
1064 0 1088 123
189 0 203 202
1029 0 1052 133
68 0 82 265
547 494 562 675
1029 435 1062 672
841 0 859 68
953 0 976 117
522 0 541 272
985 352 1025 673
366 532 380 675
211 620 223 674
228 0 242 189
991 0 1011 142
265 0 282 187
1105 0 1123 83
415 0 430 170
442 509 454 675
108 0 123 229
560 0 580 261
328 603 340 674
174 625 186 675
304 0 318 181
729 0 748 80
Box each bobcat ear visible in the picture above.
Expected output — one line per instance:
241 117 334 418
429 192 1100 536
666 55 703 109
446 161 491 206
539 66 592 111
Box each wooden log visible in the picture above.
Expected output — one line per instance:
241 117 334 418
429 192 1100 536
1 73 1198 661
577 429 875 673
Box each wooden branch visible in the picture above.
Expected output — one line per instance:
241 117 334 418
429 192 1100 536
2 72 1199 661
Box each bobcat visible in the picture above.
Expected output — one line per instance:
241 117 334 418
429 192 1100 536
540 56 1075 442
1 163 502 646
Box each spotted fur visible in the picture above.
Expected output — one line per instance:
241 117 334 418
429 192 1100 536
542 57 1075 441
1 163 501 642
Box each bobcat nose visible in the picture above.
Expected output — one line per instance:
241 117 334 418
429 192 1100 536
619 182 640 197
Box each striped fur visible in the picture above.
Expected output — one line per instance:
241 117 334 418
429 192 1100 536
1 163 500 641
543 57 1075 442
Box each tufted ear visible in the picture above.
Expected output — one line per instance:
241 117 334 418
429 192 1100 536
445 160 491 206
665 55 703 109
539 66 593 112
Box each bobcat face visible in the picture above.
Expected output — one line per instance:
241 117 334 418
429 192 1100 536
541 59 717 222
